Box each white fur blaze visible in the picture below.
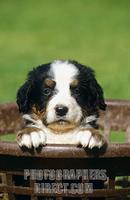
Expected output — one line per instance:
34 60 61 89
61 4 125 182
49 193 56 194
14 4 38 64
46 60 82 125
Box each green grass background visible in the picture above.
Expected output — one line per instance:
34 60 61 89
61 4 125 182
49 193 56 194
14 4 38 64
0 0 130 103
0 131 126 143
0 3 129 190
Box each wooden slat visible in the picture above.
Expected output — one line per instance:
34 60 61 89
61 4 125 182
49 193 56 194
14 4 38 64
109 176 115 189
30 180 38 200
0 142 130 158
0 185 130 198
6 173 15 200
0 102 22 134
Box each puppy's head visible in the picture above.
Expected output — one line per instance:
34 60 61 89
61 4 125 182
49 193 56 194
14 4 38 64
17 60 106 132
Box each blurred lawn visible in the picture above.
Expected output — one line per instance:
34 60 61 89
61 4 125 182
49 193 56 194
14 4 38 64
0 0 130 103
0 131 126 143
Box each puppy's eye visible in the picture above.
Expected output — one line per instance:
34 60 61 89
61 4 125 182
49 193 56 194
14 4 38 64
43 88 52 96
74 88 80 95
71 86 80 96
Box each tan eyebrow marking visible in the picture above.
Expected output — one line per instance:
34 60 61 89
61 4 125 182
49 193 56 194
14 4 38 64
70 79 79 88
44 78 55 87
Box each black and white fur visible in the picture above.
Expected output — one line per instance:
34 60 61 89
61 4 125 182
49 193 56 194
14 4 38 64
17 60 106 149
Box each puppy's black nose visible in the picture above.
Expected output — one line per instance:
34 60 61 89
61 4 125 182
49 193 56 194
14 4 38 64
55 105 68 116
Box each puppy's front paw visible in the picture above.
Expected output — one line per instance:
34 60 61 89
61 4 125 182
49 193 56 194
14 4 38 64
88 133 105 149
17 127 46 148
78 130 92 148
78 130 106 149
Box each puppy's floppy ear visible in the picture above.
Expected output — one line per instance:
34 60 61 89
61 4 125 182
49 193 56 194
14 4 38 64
87 68 106 111
91 78 106 111
80 66 106 111
17 81 32 113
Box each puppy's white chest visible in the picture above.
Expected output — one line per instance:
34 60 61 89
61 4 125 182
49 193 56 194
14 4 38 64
46 130 79 144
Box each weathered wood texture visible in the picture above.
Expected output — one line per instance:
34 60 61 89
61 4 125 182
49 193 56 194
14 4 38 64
0 100 130 200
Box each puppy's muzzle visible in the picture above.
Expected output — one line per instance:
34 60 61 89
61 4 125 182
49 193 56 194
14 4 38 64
55 105 68 117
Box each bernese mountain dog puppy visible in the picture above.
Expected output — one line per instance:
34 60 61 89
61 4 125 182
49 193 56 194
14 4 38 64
16 60 106 149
